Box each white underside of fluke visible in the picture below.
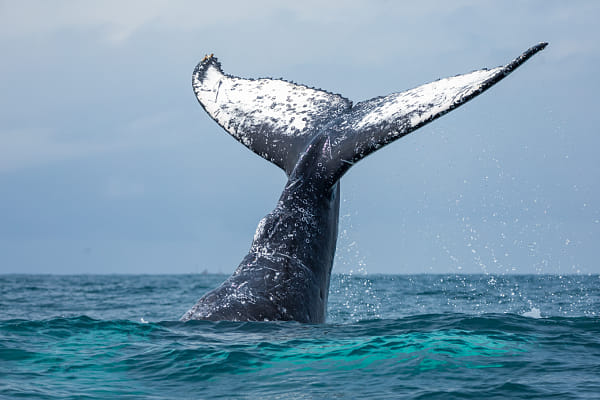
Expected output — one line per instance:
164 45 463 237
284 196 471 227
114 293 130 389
354 67 503 131
193 64 351 138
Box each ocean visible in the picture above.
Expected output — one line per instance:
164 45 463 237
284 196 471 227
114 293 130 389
1 274 599 399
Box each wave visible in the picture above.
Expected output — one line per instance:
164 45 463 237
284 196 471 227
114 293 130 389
2 313 599 399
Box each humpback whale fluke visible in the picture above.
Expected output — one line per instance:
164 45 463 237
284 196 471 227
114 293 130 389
182 43 547 323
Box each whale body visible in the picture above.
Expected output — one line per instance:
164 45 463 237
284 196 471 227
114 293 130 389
181 43 547 323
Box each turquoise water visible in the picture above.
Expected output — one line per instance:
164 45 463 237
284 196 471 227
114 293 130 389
1 274 599 399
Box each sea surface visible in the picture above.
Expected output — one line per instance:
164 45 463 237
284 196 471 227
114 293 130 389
1 274 599 399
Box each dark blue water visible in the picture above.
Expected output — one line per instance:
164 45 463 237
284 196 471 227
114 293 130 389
1 274 599 399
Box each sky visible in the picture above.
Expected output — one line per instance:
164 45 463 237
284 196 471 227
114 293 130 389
0 1 598 275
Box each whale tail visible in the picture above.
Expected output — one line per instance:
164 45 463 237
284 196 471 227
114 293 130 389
193 43 547 181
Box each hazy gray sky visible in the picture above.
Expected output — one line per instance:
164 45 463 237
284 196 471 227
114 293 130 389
0 1 598 274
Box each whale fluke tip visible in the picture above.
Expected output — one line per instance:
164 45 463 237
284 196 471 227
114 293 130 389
527 42 548 54
201 53 215 63
500 42 547 74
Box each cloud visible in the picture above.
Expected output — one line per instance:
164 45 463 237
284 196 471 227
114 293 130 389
0 110 184 172
0 128 109 172
0 1 485 43
104 177 145 199
0 1 285 42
